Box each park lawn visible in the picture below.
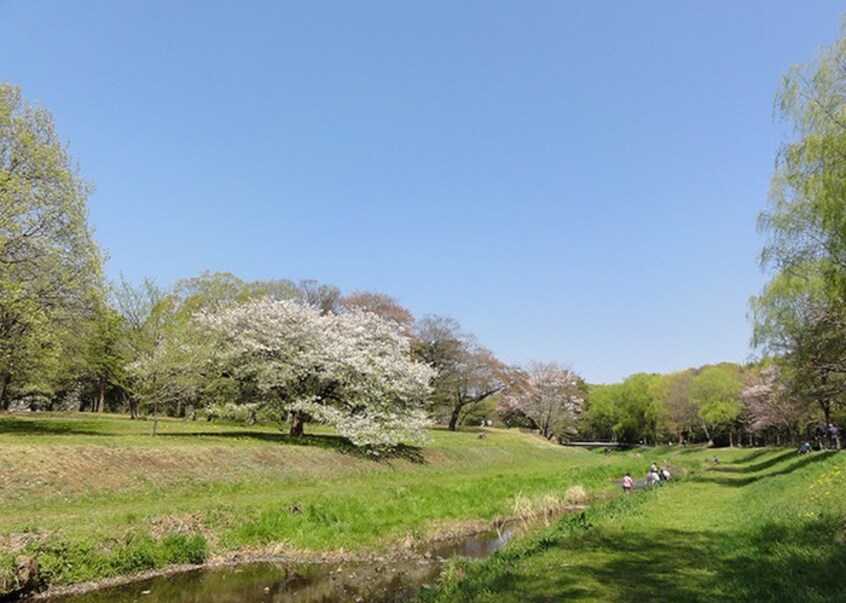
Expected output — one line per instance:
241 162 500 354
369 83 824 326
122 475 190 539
420 447 846 602
0 413 664 591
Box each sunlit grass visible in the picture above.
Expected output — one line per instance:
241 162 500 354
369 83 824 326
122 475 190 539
0 413 653 590
420 448 846 602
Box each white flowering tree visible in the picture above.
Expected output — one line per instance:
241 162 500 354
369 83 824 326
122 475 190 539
197 299 435 447
499 362 584 441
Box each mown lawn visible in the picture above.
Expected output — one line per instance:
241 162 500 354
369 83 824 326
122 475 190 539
0 413 654 592
420 447 846 602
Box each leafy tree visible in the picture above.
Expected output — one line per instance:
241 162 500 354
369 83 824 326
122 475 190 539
613 373 664 445
83 302 129 412
413 315 506 431
0 83 103 408
112 277 175 418
172 271 301 316
661 370 698 444
753 25 846 437
583 383 622 441
690 364 743 446
759 26 846 295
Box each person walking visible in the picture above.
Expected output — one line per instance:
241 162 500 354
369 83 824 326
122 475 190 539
622 473 633 493
815 423 826 450
828 423 840 451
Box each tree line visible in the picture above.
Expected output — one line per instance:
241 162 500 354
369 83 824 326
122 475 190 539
3 23 846 449
577 27 846 448
0 81 580 446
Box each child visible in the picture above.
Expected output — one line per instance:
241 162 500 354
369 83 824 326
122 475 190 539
622 472 633 493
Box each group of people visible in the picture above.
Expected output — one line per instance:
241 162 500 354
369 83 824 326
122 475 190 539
800 423 841 454
622 463 671 493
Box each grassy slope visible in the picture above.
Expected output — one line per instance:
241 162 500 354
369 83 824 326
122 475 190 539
421 447 846 602
0 413 645 590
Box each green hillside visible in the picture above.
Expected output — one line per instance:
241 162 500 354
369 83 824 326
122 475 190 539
0 413 634 593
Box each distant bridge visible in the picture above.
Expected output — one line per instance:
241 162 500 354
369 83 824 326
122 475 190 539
562 441 632 448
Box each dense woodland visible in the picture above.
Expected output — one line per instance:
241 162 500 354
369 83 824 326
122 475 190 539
2 28 846 448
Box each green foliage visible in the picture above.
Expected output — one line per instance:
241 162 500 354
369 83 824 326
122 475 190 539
0 552 16 592
690 365 743 437
754 24 846 428
0 83 104 409
615 373 664 443
34 532 208 585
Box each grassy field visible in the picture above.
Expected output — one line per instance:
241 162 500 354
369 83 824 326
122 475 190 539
0 413 651 593
420 447 846 602
4 414 842 601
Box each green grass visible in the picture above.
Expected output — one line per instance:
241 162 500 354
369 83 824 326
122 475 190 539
419 447 846 602
0 413 649 590
8 413 840 600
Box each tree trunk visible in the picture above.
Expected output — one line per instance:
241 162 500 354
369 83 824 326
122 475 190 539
448 404 462 431
97 376 106 413
0 372 11 411
701 422 713 447
129 396 138 420
289 410 305 437
729 430 734 448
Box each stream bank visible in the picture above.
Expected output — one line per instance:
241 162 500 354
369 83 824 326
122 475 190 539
34 506 586 603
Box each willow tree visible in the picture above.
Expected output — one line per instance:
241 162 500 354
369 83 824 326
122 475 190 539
760 27 846 291
755 26 846 426
0 84 103 408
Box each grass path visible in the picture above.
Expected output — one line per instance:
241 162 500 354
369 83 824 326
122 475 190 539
422 448 846 602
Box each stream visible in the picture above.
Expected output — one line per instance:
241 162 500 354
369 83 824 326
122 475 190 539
43 527 517 603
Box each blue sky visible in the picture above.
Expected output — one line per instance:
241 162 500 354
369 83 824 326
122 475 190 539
1 2 842 383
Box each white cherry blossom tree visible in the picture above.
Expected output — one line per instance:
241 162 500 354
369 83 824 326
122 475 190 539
196 299 434 447
499 362 584 441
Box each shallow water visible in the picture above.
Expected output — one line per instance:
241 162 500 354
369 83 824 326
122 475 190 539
45 528 516 603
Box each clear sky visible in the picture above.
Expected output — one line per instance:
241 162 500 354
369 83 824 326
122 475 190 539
1 2 843 383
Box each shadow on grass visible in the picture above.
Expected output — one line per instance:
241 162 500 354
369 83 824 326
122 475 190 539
721 516 846 601
0 416 104 437
694 452 832 488
158 430 426 463
725 448 776 465
711 449 797 474
445 523 722 602
444 514 846 602
543 520 844 602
